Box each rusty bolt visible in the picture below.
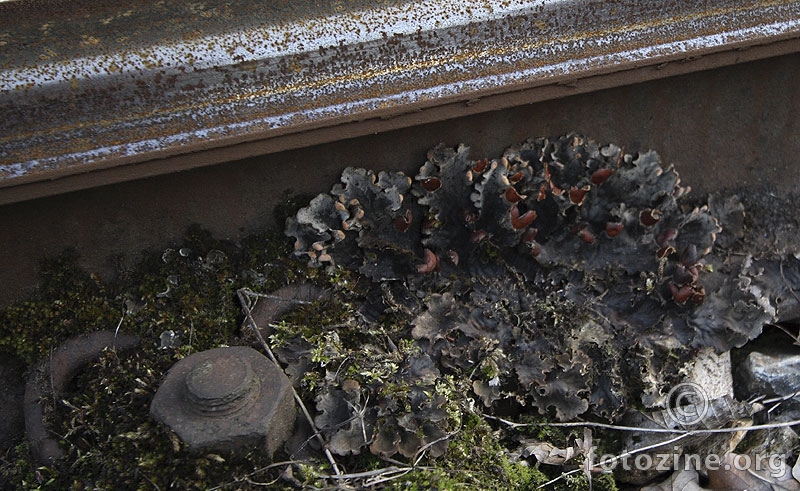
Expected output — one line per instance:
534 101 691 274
150 346 295 455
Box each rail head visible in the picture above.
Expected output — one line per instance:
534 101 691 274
2 0 800 204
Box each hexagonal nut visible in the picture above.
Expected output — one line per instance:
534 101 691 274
150 346 295 456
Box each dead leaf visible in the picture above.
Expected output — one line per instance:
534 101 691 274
580 428 593 485
520 439 577 465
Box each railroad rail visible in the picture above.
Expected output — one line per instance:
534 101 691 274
2 0 800 205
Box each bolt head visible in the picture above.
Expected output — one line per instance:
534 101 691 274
150 346 295 455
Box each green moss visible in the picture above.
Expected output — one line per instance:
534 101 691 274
270 300 354 345
372 413 549 490
0 250 121 364
561 472 618 491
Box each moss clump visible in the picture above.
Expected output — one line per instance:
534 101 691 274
437 413 549 490
562 472 618 491
0 250 121 365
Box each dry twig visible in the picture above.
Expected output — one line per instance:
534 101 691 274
484 413 800 435
237 288 342 477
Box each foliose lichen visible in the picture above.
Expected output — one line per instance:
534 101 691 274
286 133 791 459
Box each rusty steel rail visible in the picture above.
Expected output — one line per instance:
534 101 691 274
2 0 800 204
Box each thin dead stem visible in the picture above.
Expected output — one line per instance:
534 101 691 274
187 319 195 355
237 289 342 477
538 431 694 488
208 460 302 490
413 430 461 467
239 288 318 304
484 413 800 435
771 322 800 346
112 306 125 346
